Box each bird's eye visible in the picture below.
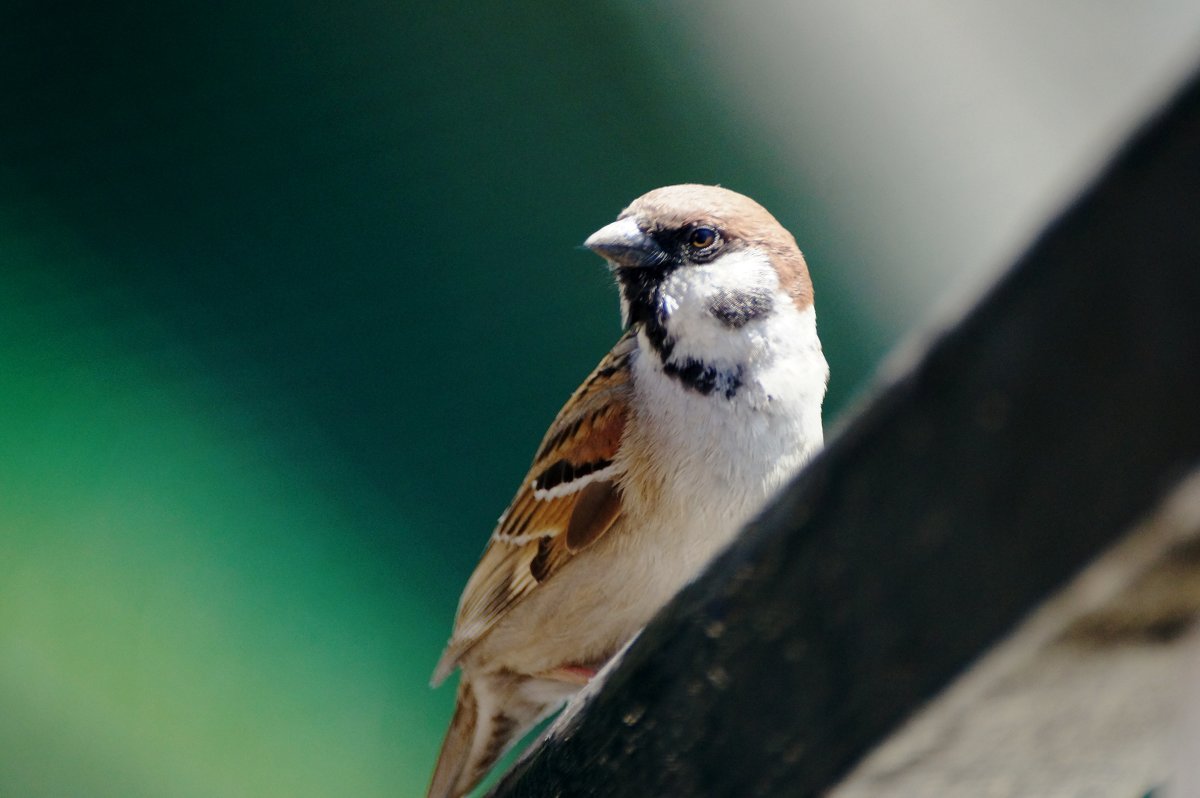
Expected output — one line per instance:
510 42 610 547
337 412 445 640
688 226 718 249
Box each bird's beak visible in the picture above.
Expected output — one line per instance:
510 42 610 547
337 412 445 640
584 217 667 269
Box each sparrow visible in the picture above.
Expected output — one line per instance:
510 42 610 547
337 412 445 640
427 184 828 798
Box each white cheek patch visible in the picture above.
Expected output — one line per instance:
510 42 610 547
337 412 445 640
657 248 780 360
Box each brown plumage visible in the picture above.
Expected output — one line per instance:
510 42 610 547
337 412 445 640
427 185 828 798
431 332 635 689
427 335 636 798
619 185 814 311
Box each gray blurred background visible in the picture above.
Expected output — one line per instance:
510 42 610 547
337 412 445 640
2 2 1198 795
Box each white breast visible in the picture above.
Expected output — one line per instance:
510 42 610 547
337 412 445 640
627 244 825 507
626 304 825 528
479 255 827 677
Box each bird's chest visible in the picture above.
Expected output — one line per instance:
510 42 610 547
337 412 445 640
621 347 820 537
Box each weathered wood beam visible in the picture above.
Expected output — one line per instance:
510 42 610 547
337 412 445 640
489 69 1200 797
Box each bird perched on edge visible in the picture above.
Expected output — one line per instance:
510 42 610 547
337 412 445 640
427 184 829 798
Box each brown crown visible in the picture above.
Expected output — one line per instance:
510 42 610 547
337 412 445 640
620 184 814 311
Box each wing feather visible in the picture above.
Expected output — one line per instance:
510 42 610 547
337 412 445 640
432 333 636 684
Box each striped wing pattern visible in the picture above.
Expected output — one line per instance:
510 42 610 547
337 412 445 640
432 332 636 684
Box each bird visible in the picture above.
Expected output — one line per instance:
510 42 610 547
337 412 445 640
427 184 829 798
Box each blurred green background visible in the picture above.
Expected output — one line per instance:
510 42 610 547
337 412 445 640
3 2 1198 795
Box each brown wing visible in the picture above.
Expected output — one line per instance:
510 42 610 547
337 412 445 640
431 332 636 685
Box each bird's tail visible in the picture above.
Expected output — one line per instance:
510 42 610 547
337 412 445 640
427 674 550 798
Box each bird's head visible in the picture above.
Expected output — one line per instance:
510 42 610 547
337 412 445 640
584 184 813 346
